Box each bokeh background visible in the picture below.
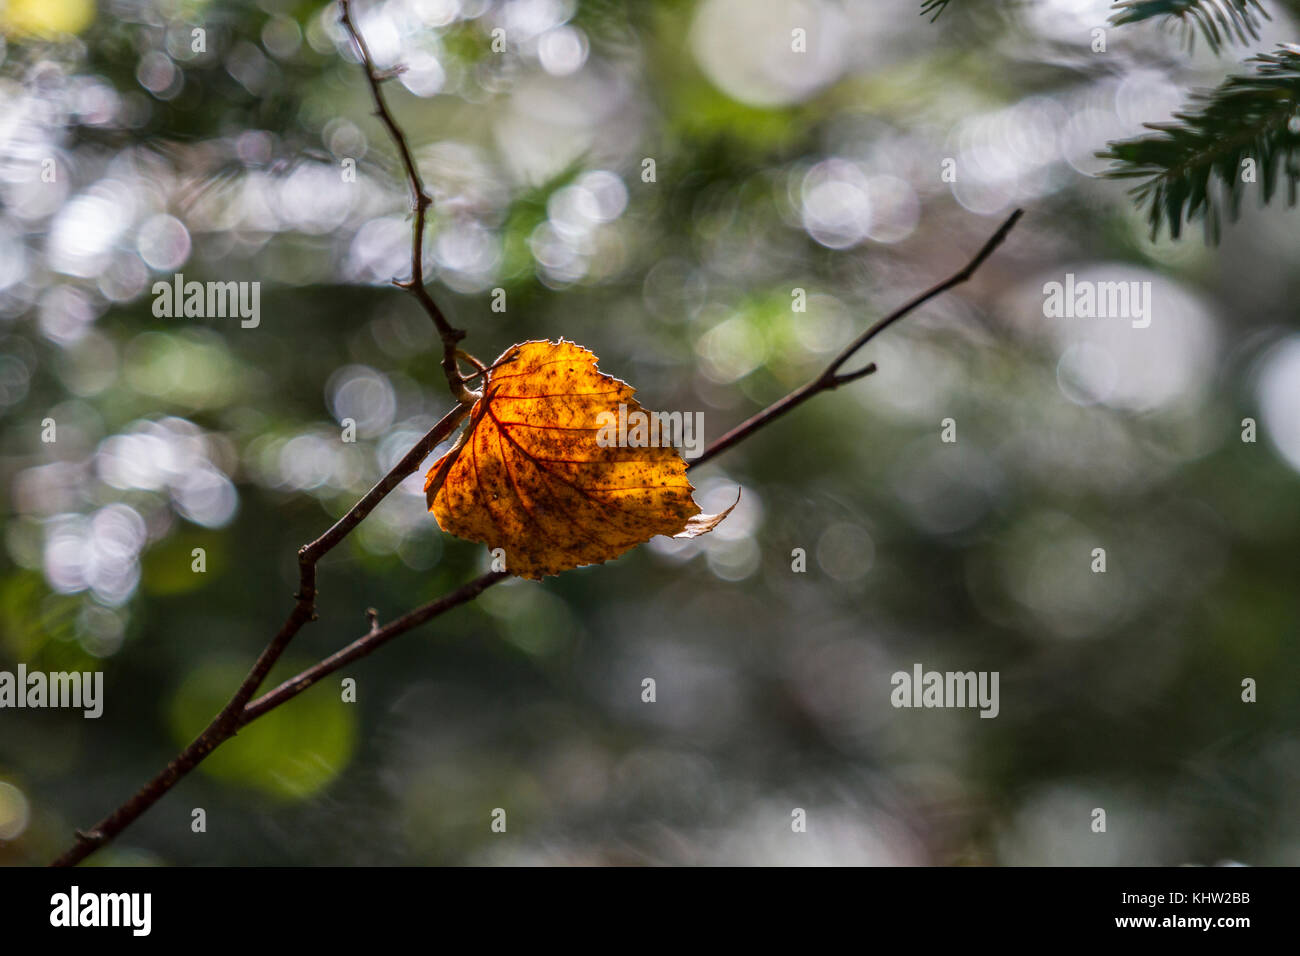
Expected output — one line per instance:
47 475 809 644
1 0 1298 865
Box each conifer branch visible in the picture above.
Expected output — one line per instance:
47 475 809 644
920 0 952 22
1098 47 1300 241
1108 0 1269 54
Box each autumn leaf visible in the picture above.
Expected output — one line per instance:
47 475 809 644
425 339 735 580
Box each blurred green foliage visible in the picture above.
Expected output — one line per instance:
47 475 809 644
0 0 1297 866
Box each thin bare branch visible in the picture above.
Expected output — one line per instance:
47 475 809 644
49 207 1020 867
242 570 509 724
229 218 1024 742
48 25 1023 867
49 402 471 867
337 0 474 404
690 208 1022 469
52 0 500 869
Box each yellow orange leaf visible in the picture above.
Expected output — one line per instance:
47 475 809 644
425 339 733 580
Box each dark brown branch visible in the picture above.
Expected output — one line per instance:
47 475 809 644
50 209 1020 867
242 571 508 724
213 211 1021 748
337 0 473 404
49 210 1020 867
186 205 1021 795
690 208 1022 469
49 402 471 868
52 0 499 869
301 403 472 565
52 0 490 867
